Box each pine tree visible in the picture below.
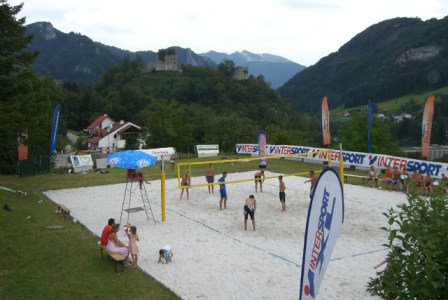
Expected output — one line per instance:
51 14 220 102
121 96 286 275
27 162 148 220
0 0 61 173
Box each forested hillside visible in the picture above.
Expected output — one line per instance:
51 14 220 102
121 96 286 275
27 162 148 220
61 59 321 152
26 22 297 86
278 17 448 114
26 22 122 82
26 22 216 83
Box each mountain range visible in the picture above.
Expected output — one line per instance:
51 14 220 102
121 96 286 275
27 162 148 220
26 17 448 116
278 16 448 114
200 50 305 88
25 22 303 88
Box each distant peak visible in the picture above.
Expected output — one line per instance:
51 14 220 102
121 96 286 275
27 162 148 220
29 21 56 40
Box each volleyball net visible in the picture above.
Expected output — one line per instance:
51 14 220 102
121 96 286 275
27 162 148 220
176 150 333 189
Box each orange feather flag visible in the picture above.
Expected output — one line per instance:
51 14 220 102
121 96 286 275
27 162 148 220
421 96 434 158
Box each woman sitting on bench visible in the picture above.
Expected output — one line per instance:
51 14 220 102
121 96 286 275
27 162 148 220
106 224 129 264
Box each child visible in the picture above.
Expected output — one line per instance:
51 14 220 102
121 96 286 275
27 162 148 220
127 225 140 267
158 245 174 264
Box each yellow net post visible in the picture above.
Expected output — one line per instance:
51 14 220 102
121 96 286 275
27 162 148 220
339 143 344 189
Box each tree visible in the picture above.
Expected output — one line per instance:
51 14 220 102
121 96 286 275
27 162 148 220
217 59 236 77
338 112 403 155
0 1 36 75
266 124 289 145
124 135 139 150
430 116 446 145
139 99 180 148
0 0 61 173
367 192 448 299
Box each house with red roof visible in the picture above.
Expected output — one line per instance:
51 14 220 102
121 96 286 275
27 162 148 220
84 114 142 152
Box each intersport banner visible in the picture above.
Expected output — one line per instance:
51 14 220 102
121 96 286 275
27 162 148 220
299 167 344 299
235 144 448 178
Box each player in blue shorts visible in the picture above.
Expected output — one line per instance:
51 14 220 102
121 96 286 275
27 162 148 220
205 163 215 193
218 171 228 210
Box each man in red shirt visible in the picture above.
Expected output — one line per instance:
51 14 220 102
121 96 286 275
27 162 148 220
101 218 115 247
381 167 393 190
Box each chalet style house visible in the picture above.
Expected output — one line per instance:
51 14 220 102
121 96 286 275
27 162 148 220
84 114 142 153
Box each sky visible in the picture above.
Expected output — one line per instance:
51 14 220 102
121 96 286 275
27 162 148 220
10 0 448 66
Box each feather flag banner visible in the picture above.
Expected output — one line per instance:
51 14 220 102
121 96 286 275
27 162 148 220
322 97 330 146
299 167 344 299
421 96 434 158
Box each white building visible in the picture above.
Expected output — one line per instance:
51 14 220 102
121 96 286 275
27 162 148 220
84 114 142 153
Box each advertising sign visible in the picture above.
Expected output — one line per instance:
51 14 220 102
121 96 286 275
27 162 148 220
422 96 434 158
70 155 93 173
258 131 267 168
139 147 176 161
235 143 448 178
299 167 344 299
322 97 330 146
50 104 61 155
196 145 219 158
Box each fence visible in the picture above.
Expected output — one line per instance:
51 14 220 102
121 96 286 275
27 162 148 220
18 156 52 177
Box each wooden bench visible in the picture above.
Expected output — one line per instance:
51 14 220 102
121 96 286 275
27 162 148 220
57 204 71 220
98 241 107 260
344 174 382 187
344 174 368 184
108 253 125 272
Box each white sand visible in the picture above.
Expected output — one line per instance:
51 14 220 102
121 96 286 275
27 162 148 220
44 171 407 299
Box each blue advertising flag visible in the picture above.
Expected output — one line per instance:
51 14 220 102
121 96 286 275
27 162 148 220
258 131 267 168
50 104 61 155
367 99 373 153
299 167 344 299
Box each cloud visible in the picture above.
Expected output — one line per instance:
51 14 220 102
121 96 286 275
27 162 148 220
278 0 342 10
10 0 448 66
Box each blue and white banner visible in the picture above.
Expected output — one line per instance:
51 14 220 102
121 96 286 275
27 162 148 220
258 130 267 168
235 143 448 179
50 104 61 155
299 167 344 299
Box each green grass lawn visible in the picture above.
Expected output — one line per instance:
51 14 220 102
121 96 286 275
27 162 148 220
331 85 448 122
0 165 182 299
376 85 448 113
0 154 364 299
0 155 243 299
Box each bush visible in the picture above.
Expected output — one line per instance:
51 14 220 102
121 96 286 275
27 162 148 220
0 159 17 175
367 191 448 299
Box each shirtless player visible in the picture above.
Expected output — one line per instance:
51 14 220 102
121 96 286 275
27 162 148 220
205 164 215 193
